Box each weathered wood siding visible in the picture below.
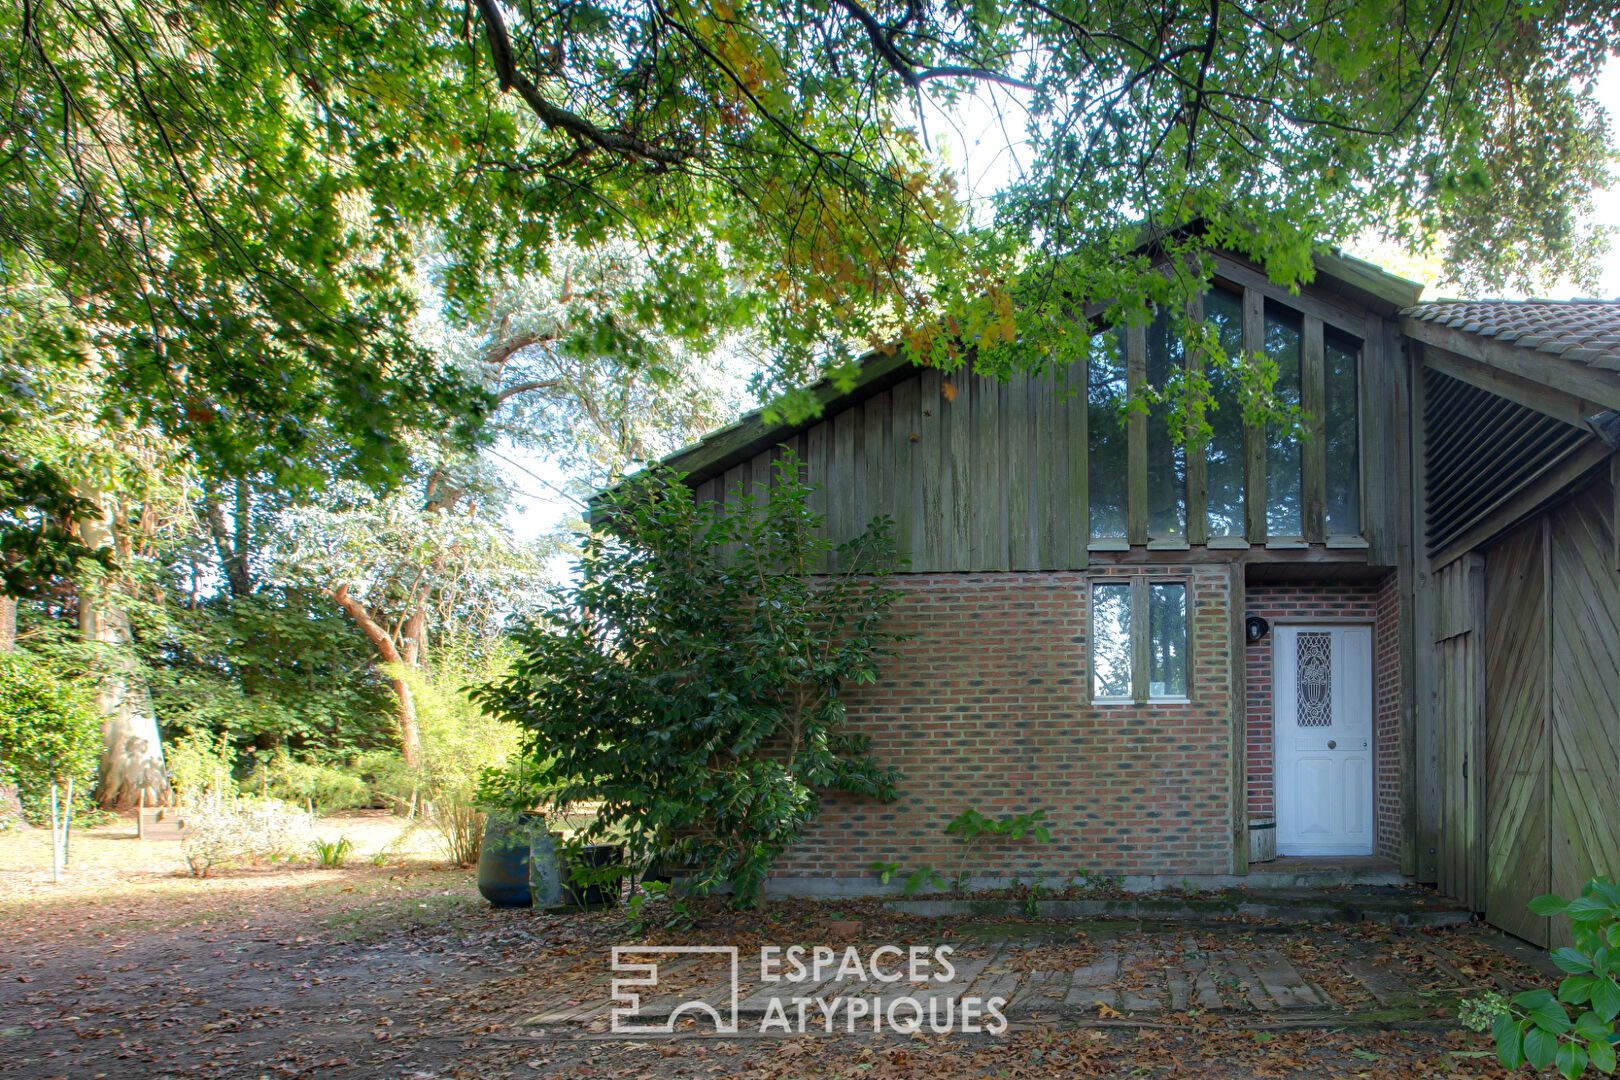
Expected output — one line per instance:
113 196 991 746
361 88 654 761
1481 477 1620 946
703 363 1091 573
1433 554 1485 910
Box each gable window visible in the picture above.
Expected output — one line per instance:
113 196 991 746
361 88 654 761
1202 287 1246 539
1146 313 1187 541
1088 328 1129 539
1265 303 1304 538
1091 578 1189 702
1324 331 1361 536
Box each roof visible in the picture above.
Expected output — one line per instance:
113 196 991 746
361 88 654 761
1402 299 1620 372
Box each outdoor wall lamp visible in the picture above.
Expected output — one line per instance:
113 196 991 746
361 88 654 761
1245 614 1271 644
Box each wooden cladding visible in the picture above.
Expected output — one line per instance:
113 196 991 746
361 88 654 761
694 285 1371 572
1421 368 1592 558
1479 482 1620 947
695 364 1090 573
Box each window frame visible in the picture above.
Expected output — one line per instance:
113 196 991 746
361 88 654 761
1088 575 1193 705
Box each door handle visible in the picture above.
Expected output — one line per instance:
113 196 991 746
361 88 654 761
1327 740 1337 749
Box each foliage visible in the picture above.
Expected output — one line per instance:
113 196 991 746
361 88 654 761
147 591 398 760
166 731 240 809
247 754 372 815
6 0 1613 471
368 654 522 867
622 881 696 936
0 456 115 598
1474 878 1620 1078
944 808 1053 894
310 836 356 869
0 652 101 812
478 459 904 907
179 799 310 877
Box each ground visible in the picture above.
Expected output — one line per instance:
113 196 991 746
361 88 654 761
0 814 1555 1079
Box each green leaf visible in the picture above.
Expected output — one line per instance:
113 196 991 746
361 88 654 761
1588 1036 1617 1074
1559 949 1599 974
1525 1026 1560 1070
1496 1014 1526 1070
1558 1041 1591 1080
1533 894 1573 917
1594 978 1620 1023
1564 977 1600 1005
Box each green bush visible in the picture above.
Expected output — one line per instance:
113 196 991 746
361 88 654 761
367 649 521 867
246 753 371 813
1466 877 1620 1078
476 458 903 907
166 730 238 808
0 651 101 821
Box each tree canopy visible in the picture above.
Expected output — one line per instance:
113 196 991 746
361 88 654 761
7 0 1614 452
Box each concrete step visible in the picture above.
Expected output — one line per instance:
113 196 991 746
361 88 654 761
882 885 1472 927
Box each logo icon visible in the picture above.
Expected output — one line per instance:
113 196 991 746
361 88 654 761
610 946 739 1034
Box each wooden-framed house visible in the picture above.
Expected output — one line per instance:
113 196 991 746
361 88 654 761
650 248 1620 943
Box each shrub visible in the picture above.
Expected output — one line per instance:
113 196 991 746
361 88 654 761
247 753 371 814
369 649 521 867
310 835 355 867
0 651 101 822
180 798 310 877
476 458 903 907
167 730 238 809
1466 877 1620 1078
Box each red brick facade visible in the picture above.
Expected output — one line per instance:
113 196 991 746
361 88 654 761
1241 577 1402 861
772 567 1405 885
776 567 1237 882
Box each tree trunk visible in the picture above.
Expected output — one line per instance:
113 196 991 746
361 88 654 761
78 490 170 810
0 595 15 653
202 481 253 597
331 585 422 768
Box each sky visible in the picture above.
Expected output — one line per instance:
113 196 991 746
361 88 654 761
499 61 1620 560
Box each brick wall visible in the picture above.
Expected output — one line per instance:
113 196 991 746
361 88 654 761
1241 577 1402 860
774 566 1236 881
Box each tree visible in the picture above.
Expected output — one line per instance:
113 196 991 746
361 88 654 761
273 469 547 767
7 0 1611 445
478 460 904 907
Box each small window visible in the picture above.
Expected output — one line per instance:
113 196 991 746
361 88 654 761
1090 578 1190 702
1324 333 1361 536
1088 330 1129 539
1148 583 1188 697
1265 304 1304 537
1091 583 1133 699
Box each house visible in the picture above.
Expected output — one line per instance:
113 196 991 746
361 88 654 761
653 247 1620 946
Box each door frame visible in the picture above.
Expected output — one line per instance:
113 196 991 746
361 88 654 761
1269 618 1377 857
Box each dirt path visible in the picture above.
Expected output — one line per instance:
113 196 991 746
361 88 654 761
0 821 1540 1078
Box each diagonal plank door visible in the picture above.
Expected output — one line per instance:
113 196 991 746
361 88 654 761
1484 517 1551 946
1546 481 1620 946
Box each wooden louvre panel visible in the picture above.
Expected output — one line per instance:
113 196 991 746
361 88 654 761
1422 368 1591 556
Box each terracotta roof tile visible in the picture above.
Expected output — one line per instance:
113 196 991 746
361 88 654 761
1403 299 1620 370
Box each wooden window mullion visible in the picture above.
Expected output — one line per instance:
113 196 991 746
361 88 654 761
1186 292 1207 546
1131 576 1150 704
1241 288 1267 543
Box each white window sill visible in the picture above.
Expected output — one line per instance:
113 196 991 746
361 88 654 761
1205 537 1250 550
1325 535 1370 549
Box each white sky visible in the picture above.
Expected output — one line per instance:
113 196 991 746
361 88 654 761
500 61 1620 559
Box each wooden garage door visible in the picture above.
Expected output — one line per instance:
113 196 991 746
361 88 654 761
1484 477 1620 947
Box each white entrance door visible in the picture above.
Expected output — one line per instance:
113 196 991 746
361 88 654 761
1274 624 1374 856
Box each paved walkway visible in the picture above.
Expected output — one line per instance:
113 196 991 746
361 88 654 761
516 922 1543 1036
